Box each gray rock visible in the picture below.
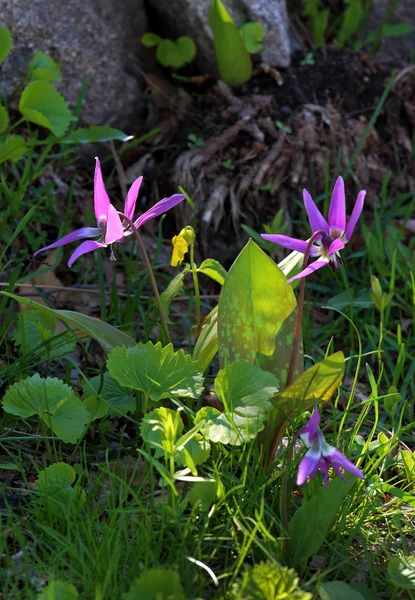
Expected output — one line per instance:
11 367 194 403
146 0 291 70
0 0 147 128
366 0 415 61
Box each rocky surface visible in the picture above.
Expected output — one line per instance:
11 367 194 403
0 0 147 128
146 0 292 71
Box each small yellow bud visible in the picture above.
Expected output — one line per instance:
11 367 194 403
170 226 195 267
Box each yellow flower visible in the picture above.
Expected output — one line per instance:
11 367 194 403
171 226 195 267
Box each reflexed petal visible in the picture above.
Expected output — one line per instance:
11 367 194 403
94 157 111 225
124 176 143 221
134 194 185 229
328 238 345 256
299 405 320 446
303 189 329 235
33 227 101 257
287 258 329 283
328 176 346 233
68 240 107 268
326 448 364 480
297 453 320 485
261 234 309 254
104 204 125 244
345 190 366 242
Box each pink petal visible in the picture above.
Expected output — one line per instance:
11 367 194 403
326 448 364 480
297 453 320 485
33 227 102 257
134 194 185 229
68 240 107 268
261 234 308 254
287 258 329 283
94 157 111 225
303 189 329 235
345 190 366 242
124 176 143 221
328 238 345 256
299 406 320 446
104 204 124 245
328 177 346 233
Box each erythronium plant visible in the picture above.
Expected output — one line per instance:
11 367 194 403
34 157 185 267
262 176 366 282
297 406 364 486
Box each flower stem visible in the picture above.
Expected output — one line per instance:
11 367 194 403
118 212 171 345
189 241 201 340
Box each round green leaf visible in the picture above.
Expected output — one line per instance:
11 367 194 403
28 50 62 82
141 32 163 47
240 22 265 54
0 26 12 63
19 80 76 137
176 36 197 63
0 104 9 134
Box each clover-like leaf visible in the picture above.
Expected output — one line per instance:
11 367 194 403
19 80 76 137
141 32 163 48
240 22 265 54
122 568 185 600
196 360 278 445
2 374 89 443
107 342 204 403
156 36 196 68
28 50 62 82
36 462 86 518
83 372 135 415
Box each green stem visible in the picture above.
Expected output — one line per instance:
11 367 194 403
118 212 171 345
189 241 201 340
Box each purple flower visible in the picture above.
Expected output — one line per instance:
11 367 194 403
297 406 364 487
262 177 366 282
34 158 185 267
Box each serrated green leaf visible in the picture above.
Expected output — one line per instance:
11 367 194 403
3 374 89 443
1 292 136 352
83 372 135 416
28 50 62 82
13 309 76 359
36 463 86 518
232 561 312 600
218 239 299 381
388 555 415 589
38 579 79 600
141 407 184 456
62 125 132 144
0 104 9 134
122 568 185 600
198 259 227 285
320 581 364 600
0 26 12 63
196 360 278 445
208 0 252 86
141 32 163 47
288 475 358 565
0 134 27 164
107 341 204 402
19 80 76 137
240 21 265 54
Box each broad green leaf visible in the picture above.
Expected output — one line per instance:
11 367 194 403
197 258 227 285
140 407 184 456
82 395 108 420
156 37 196 68
196 360 278 444
122 569 185 600
107 341 204 402
320 581 364 600
288 475 358 565
19 80 76 137
38 580 79 600
218 239 298 372
208 0 252 86
141 32 163 47
0 26 12 63
232 561 312 600
12 309 76 359
28 50 62 82
175 434 211 472
0 134 27 164
388 555 415 589
0 104 9 133
3 374 89 443
1 292 136 352
62 125 132 144
36 462 86 518
193 305 218 374
401 450 415 484
262 352 345 460
240 22 265 54
382 23 414 39
189 480 216 511
83 372 135 415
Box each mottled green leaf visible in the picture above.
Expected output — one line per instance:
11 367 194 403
122 569 185 600
107 342 204 402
